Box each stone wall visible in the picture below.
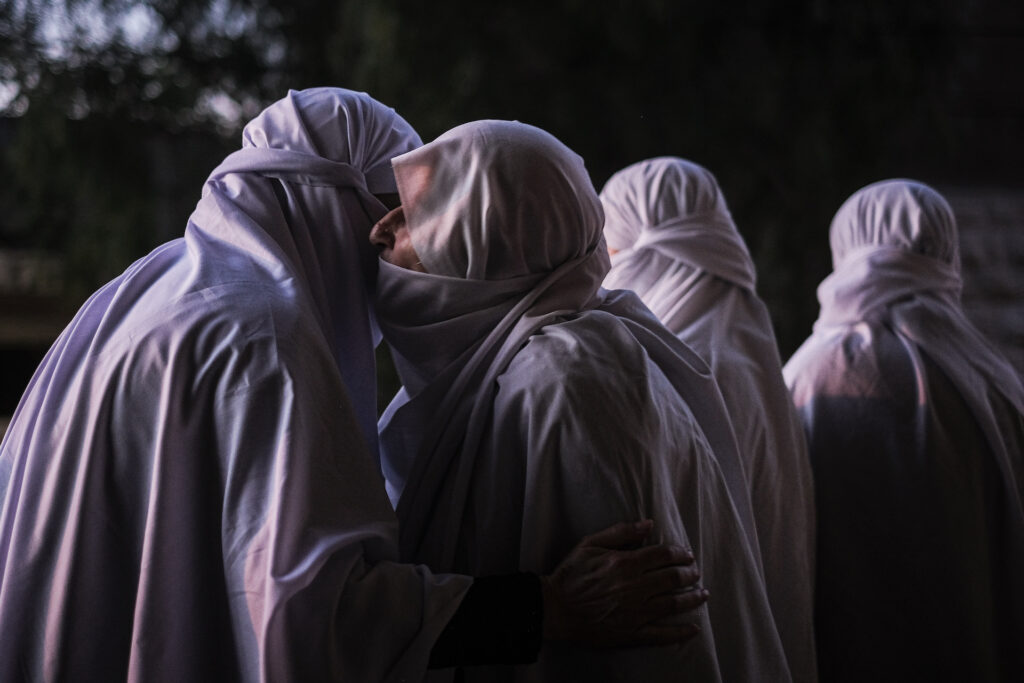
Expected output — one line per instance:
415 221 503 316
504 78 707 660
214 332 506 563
944 187 1024 377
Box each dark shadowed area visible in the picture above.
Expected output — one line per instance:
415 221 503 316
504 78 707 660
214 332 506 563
1 0 1022 426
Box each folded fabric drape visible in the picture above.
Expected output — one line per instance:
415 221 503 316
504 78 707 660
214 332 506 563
601 156 817 683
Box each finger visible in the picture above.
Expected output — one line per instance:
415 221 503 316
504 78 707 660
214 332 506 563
620 543 695 575
630 564 701 600
580 520 654 550
643 588 709 618
619 621 702 647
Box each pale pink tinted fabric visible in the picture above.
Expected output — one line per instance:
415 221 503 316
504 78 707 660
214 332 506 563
784 179 1024 682
0 88 470 682
376 121 790 682
601 157 817 683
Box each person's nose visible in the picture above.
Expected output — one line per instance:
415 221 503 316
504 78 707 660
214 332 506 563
369 218 395 251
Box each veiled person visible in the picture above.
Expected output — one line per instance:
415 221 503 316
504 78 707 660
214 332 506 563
373 121 790 682
601 157 817 682
783 179 1024 683
0 87 475 682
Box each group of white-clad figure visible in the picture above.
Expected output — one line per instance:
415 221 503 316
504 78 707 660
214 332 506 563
0 87 1020 682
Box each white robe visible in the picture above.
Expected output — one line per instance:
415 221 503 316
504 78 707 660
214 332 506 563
601 157 817 683
377 121 791 682
0 88 470 682
783 179 1024 682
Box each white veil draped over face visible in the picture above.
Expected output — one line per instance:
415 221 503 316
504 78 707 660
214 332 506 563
0 88 471 682
601 157 818 683
376 122 791 683
784 179 1024 681
376 120 615 540
379 134 759 557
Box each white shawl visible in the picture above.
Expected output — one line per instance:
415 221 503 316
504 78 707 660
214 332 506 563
0 88 470 682
784 179 1024 681
376 122 790 682
601 157 817 682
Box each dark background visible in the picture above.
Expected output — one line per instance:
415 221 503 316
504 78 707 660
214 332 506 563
2 0 1022 415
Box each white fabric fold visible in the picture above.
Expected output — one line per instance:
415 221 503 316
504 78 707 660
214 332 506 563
622 215 756 290
377 123 790 682
601 156 817 683
0 87 471 682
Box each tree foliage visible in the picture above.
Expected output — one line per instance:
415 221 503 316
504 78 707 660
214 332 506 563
1 0 1019 352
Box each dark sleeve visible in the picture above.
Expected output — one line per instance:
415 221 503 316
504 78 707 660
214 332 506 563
428 572 543 669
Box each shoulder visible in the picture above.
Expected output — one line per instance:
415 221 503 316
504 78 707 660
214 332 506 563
498 312 650 406
784 323 918 405
103 275 331 409
491 312 707 461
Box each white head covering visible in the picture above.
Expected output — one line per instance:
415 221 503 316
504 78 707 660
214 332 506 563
376 123 790 682
807 177 1024 509
827 178 960 271
784 178 1024 680
204 87 426 451
814 179 1023 478
601 157 818 683
603 156 755 295
397 120 605 280
0 88 470 682
376 120 613 506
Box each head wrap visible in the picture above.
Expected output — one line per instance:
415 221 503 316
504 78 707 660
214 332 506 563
199 87 422 450
792 178 1023 507
813 180 1022 422
602 157 755 295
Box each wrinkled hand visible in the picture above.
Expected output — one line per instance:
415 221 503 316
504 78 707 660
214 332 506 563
541 520 707 648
